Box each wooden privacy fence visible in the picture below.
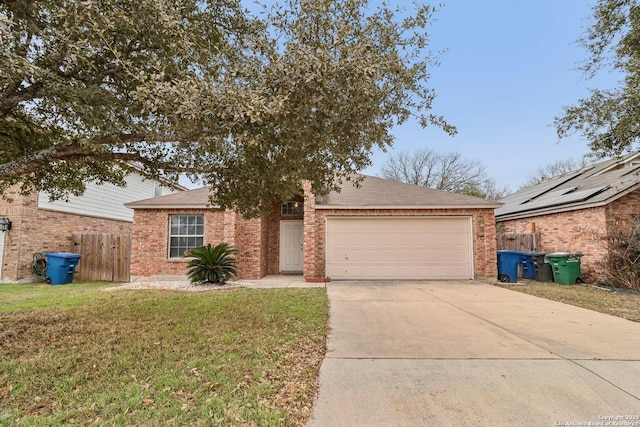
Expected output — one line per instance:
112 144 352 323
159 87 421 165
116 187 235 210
72 233 131 282
496 233 540 252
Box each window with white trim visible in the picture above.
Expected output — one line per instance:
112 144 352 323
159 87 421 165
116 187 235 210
169 214 204 258
281 201 303 216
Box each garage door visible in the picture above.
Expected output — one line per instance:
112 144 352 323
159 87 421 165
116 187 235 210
325 217 472 280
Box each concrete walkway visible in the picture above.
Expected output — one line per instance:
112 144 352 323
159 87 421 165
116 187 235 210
309 281 640 427
244 275 325 288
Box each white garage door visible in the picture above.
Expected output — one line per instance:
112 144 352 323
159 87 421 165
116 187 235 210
326 217 472 280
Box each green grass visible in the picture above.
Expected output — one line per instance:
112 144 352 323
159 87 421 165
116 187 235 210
0 281 112 313
0 282 328 426
496 280 640 322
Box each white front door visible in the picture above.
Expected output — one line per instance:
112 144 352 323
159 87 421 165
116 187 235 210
279 220 304 273
0 231 4 280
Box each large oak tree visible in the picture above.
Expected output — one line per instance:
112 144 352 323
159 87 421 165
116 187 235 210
555 0 640 159
0 0 454 216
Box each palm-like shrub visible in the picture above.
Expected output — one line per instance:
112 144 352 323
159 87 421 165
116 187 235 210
186 243 240 285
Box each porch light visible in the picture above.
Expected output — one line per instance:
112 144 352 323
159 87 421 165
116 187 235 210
0 217 11 232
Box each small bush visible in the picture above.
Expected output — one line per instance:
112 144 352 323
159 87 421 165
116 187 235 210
186 243 239 285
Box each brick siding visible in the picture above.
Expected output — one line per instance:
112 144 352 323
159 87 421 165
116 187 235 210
130 208 268 280
499 207 608 275
0 190 131 282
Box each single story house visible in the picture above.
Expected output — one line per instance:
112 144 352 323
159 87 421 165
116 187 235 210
496 152 640 277
126 175 501 282
0 171 181 282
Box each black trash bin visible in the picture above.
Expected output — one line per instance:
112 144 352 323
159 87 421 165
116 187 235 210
529 252 554 282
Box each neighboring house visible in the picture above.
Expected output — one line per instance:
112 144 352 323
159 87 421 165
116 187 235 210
0 172 182 282
496 152 640 277
126 175 501 282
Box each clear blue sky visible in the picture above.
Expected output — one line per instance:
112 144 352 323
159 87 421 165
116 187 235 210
361 0 619 191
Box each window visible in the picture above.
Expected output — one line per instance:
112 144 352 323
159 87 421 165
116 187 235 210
281 201 304 216
169 214 204 258
154 183 163 197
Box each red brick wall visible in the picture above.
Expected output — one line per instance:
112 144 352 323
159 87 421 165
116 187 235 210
130 208 266 280
234 212 267 279
608 189 640 229
0 190 131 282
303 182 322 280
131 209 222 278
302 200 498 280
499 207 608 275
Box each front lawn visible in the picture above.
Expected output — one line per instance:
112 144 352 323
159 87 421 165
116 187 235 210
496 281 640 322
0 282 328 426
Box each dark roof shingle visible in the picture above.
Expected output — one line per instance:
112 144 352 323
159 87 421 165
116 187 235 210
317 175 501 208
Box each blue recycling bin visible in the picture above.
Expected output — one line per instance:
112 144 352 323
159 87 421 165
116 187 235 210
519 252 537 280
497 250 521 283
45 252 82 285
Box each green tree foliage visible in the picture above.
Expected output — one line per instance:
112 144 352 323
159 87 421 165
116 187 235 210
555 0 640 158
379 148 509 200
0 0 454 216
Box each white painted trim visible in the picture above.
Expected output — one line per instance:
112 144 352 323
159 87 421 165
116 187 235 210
316 204 501 210
467 216 475 279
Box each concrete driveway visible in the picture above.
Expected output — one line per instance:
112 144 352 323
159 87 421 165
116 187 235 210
309 281 640 427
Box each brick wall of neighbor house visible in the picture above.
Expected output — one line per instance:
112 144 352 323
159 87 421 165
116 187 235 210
130 208 266 280
303 205 498 281
608 189 640 230
0 190 132 282
499 206 608 275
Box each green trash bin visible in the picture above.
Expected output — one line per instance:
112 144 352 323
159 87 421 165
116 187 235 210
546 252 582 285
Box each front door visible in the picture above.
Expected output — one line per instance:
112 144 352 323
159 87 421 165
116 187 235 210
279 220 304 273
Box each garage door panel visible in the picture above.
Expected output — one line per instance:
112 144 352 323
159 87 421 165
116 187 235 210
326 217 472 280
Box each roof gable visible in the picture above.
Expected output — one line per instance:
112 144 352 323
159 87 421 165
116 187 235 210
496 152 640 220
125 187 214 209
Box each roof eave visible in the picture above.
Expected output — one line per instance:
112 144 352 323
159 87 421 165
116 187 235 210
125 203 215 210
316 204 502 210
496 200 612 221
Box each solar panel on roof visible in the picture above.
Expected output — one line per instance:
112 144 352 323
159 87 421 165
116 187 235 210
509 185 610 214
